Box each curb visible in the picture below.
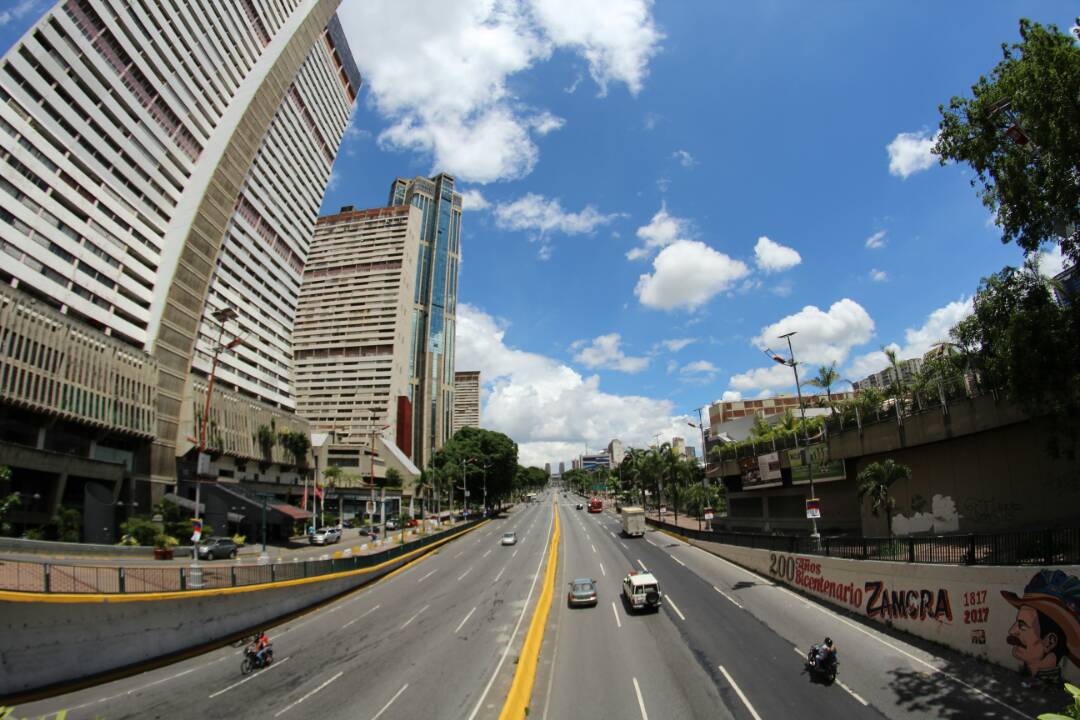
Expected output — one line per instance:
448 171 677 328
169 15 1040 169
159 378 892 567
499 499 561 719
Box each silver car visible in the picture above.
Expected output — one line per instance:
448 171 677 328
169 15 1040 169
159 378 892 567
500 531 517 546
310 527 342 545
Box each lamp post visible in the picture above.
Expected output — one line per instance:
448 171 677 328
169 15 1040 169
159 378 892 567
688 407 710 532
255 491 272 563
769 331 819 541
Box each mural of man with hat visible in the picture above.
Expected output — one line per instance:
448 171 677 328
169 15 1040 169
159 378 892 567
1001 569 1080 687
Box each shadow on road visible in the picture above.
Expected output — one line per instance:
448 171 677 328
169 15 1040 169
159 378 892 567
885 661 1068 719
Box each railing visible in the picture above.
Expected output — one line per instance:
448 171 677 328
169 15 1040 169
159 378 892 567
0 519 483 594
645 518 1080 566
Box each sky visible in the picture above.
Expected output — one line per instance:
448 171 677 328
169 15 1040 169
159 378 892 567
2 1 1075 469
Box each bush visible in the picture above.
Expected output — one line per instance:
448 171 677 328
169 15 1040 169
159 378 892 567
232 534 246 546
120 517 159 546
1038 682 1080 719
154 534 179 549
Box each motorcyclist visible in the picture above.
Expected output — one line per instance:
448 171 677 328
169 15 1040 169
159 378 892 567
810 637 836 670
250 630 271 666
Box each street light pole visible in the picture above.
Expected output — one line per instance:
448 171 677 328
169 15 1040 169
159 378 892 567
689 407 709 532
777 331 819 541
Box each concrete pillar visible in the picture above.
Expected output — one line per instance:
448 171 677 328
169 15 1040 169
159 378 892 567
50 472 68 515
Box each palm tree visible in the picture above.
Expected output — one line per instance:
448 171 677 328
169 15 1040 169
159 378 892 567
855 459 911 537
807 362 840 408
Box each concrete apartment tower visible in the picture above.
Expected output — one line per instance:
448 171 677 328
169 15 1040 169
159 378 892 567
294 205 422 452
388 174 463 469
0 0 358 537
452 370 480 436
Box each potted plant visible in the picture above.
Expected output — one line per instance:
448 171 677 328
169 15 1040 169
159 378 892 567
153 533 177 560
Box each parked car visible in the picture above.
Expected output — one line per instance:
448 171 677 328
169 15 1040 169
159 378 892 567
358 525 379 537
501 531 517 546
197 537 238 560
310 527 342 545
567 578 598 607
385 519 399 531
575 503 584 510
622 571 662 613
405 518 420 528
341 519 354 529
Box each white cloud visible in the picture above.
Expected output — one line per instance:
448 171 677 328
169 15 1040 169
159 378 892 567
728 364 797 393
493 193 619 235
1037 245 1067 278
721 390 742 402
865 230 887 249
460 189 490 211
627 204 688 260
672 149 695 167
635 240 751 311
845 298 974 379
752 299 876 365
659 338 695 352
530 111 565 136
529 0 664 96
753 236 802 273
564 72 583 94
643 112 661 131
339 0 661 182
456 304 693 466
680 360 719 382
572 333 650 373
870 268 888 282
887 130 938 179
0 0 43 27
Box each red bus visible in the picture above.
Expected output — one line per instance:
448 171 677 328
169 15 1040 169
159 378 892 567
588 498 602 513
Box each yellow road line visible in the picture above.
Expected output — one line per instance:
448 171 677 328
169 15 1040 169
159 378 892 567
499 498 560 720
0 521 488 604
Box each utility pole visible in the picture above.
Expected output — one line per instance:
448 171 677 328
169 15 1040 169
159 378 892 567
689 407 709 531
776 331 819 541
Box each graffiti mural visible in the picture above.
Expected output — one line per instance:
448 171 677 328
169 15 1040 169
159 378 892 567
1001 569 1080 686
891 494 961 536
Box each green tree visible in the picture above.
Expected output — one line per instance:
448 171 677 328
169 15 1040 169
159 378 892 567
952 261 1080 456
935 18 1080 264
856 459 911 537
807 362 840 406
1037 681 1080 720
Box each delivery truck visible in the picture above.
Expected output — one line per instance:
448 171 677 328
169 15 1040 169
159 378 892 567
620 506 646 537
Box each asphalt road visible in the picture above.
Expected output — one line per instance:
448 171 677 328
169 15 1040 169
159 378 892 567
9 498 557 720
537 499 1044 720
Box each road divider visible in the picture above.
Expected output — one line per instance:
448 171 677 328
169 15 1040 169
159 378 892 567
498 499 561 720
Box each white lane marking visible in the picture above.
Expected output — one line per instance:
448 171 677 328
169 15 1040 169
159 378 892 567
454 551 464 558
455 606 478 634
418 569 437 583
591 544 597 554
632 677 649 720
718 665 762 720
637 559 648 572
713 586 743 608
793 647 805 658
57 654 232 713
611 601 622 629
585 534 590 541
512 548 519 558
599 562 606 577
483 549 492 558
610 532 617 539
665 595 686 621
669 554 686 567
209 656 290 698
343 604 380 629
620 542 628 550
274 670 343 717
494 566 506 583
370 683 409 720
466 503 555 720
457 567 473 582
400 604 430 630
645 539 656 546
837 679 869 706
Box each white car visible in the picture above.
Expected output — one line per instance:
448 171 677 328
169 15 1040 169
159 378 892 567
622 571 662 612
310 527 342 545
501 531 517 546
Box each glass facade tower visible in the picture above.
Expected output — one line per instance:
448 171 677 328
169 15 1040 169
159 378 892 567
388 174 462 469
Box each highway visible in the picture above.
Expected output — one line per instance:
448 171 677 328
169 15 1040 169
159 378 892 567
532 496 1042 720
9 500 557 720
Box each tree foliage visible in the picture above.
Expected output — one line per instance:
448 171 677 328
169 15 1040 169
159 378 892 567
856 459 911 536
434 426 520 506
935 18 1080 264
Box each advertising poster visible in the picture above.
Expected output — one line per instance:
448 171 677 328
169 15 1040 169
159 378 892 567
758 451 781 482
741 454 782 490
788 443 845 485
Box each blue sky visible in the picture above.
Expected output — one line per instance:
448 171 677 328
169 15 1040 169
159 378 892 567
2 1 1075 467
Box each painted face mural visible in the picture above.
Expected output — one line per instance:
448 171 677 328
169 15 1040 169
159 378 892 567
1001 570 1080 682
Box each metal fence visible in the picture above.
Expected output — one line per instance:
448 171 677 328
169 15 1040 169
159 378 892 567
0 519 483 594
645 518 1080 566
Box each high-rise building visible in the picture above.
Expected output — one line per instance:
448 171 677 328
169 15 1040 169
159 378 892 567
388 174 462 468
672 436 686 455
607 439 625 466
545 463 551 475
559 462 565 475
852 359 923 392
294 205 421 449
452 370 480 436
0 0 358 536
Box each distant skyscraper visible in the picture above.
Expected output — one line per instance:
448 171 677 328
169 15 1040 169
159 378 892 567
294 205 421 451
545 463 551 475
672 437 686 455
452 371 480 436
607 439 625 466
559 462 565 475
388 174 463 468
0 0 359 505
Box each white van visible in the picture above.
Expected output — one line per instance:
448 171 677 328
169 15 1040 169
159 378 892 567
620 507 646 537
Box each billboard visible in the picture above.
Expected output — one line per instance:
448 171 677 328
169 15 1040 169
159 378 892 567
788 443 845 485
758 451 781 482
740 454 782 490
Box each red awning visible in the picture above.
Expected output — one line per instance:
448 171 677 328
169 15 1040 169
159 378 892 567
271 503 313 520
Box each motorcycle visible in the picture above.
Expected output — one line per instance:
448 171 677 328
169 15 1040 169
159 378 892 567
804 643 838 684
241 644 274 674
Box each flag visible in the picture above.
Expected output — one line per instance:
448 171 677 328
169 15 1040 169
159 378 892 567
301 484 308 511
315 484 324 501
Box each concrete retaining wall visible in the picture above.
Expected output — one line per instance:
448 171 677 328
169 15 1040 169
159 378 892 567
690 538 1080 684
0 523 480 697
0 537 155 558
